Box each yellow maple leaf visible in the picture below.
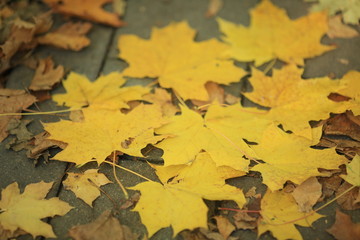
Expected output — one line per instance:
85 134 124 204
118 21 246 101
338 71 360 101
131 152 246 237
251 125 347 190
245 64 359 138
155 104 260 171
63 169 112 206
258 189 323 240
0 181 72 238
217 0 334 66
52 72 150 110
143 88 179 117
341 155 360 187
44 104 166 165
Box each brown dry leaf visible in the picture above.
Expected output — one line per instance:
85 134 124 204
68 210 137 240
292 177 322 212
336 181 360 210
327 209 360 240
191 82 226 110
0 18 36 73
206 0 224 18
323 111 360 141
27 131 67 160
37 22 92 51
120 192 140 210
327 15 359 39
0 89 36 142
63 169 112 206
29 57 64 91
5 119 33 151
318 175 343 201
233 211 257 230
143 88 179 117
113 0 127 16
33 11 53 34
43 0 125 27
213 216 235 240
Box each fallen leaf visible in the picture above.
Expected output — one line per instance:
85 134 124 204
29 57 64 91
131 152 246 237
336 181 360 210
5 119 33 151
245 64 359 138
327 209 360 240
233 211 257 230
27 131 67 160
250 124 347 190
307 0 360 24
292 177 322 212
118 21 246 100
327 15 359 39
258 189 323 240
68 210 137 240
44 104 166 165
0 18 36 73
0 181 72 238
205 0 224 18
341 155 360 186
155 104 261 171
120 192 140 210
43 0 124 27
63 169 112 206
37 22 92 51
0 89 36 142
143 88 178 117
318 175 343 200
213 216 235 240
33 11 53 34
53 72 150 110
338 71 360 101
218 0 334 66
322 111 360 142
191 82 226 109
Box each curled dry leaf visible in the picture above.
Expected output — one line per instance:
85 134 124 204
63 169 112 206
327 209 360 240
0 18 36 73
0 89 36 142
291 177 322 213
68 210 137 240
27 131 67 160
37 22 92 51
213 216 235 240
43 0 125 27
233 211 257 230
29 57 64 91
327 15 359 39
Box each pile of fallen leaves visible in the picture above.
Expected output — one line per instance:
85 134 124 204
0 0 360 239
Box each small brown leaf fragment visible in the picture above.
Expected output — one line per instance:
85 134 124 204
205 0 224 18
113 0 127 16
213 216 235 240
233 211 257 230
327 15 359 39
43 0 125 27
336 181 360 210
120 192 140 209
0 89 36 142
5 119 33 151
27 131 67 160
29 57 64 91
323 111 360 141
292 177 322 212
68 210 137 240
37 22 92 51
191 82 225 110
33 11 53 34
0 18 36 73
327 209 360 240
318 175 343 201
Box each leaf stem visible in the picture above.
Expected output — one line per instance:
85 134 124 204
105 160 154 182
263 59 276 75
0 108 81 116
111 152 129 199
